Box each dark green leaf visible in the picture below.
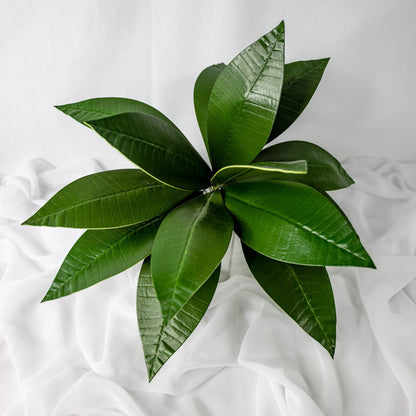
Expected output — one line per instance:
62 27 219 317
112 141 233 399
242 244 336 356
43 217 162 301
268 58 330 141
210 160 307 186
207 21 285 170
254 140 354 191
23 169 189 229
224 181 375 268
137 258 220 381
151 191 233 324
87 113 212 190
194 63 226 155
55 97 176 128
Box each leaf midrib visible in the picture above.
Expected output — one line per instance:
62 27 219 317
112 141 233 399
30 182 166 223
286 265 333 348
50 217 161 297
148 268 218 379
220 31 284 162
148 294 191 378
252 159 350 184
226 192 366 262
164 193 214 322
212 162 306 185
282 63 325 92
92 124 206 171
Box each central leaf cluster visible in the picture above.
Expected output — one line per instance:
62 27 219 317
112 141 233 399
23 21 375 381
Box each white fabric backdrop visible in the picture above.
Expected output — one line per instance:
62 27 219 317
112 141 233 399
1 0 416 176
1 158 416 415
2 0 416 414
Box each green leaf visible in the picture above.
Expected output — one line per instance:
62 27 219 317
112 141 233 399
151 191 233 324
55 97 176 128
268 58 330 141
43 217 162 301
207 21 285 170
242 244 336 356
22 169 190 229
194 63 226 155
210 160 307 186
87 112 212 191
137 258 220 381
254 141 354 191
224 181 375 268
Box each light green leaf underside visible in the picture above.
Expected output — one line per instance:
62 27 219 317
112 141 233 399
224 181 374 268
23 169 189 229
255 140 353 191
55 97 177 128
242 244 336 356
207 21 285 170
268 58 330 141
151 191 233 324
193 63 226 155
43 217 162 301
210 160 307 186
87 112 212 191
137 259 220 381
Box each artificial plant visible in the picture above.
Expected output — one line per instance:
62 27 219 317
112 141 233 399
23 21 375 381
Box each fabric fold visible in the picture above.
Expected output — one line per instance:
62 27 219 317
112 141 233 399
1 158 416 415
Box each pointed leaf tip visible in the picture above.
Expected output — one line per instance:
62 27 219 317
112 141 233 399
42 219 162 301
225 181 374 268
41 293 51 303
255 141 354 191
137 258 220 380
52 97 181 130
243 244 336 356
23 169 189 229
268 57 331 141
207 21 285 169
367 257 377 269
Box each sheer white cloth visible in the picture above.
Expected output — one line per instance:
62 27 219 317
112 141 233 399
1 158 416 415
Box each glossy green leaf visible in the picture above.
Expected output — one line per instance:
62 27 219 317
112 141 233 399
210 160 307 186
224 181 375 268
43 217 162 301
268 58 330 141
194 63 226 155
55 97 176 128
242 244 336 356
23 169 189 229
151 191 233 324
207 21 285 170
87 113 212 190
137 258 220 380
254 140 354 191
